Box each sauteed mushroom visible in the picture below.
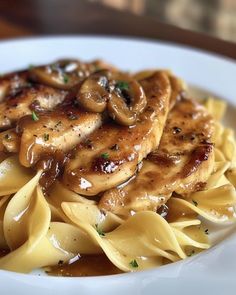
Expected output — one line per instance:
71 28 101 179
107 77 147 126
29 59 95 90
77 70 111 113
77 71 147 126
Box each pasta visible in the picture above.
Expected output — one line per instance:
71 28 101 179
0 59 235 276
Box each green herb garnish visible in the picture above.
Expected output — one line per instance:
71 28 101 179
129 259 139 268
43 133 49 141
187 250 195 257
95 224 105 236
116 81 129 91
28 64 35 70
63 74 69 84
192 200 198 206
32 111 39 121
101 153 109 159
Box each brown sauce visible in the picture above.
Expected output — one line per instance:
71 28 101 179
0 248 121 277
160 197 197 223
47 254 123 277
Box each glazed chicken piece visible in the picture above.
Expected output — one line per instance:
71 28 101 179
0 59 118 167
63 71 172 196
0 129 20 153
99 97 215 216
28 59 117 90
0 85 67 130
134 70 186 110
0 71 29 102
17 106 103 167
0 58 115 130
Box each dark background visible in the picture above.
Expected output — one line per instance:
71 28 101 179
0 0 235 58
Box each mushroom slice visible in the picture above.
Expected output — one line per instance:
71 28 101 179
63 71 171 196
29 59 115 90
77 71 110 113
0 85 67 130
107 78 147 126
77 70 147 125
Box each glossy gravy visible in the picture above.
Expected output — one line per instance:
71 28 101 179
0 249 122 276
47 254 122 277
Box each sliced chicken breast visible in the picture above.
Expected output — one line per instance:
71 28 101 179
17 106 103 167
63 71 171 196
0 71 29 102
0 85 67 130
0 129 20 153
99 97 215 216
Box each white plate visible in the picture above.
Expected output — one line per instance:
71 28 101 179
0 36 235 295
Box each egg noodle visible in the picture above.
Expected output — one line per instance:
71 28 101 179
0 77 235 274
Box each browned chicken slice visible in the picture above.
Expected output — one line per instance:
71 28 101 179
0 129 20 153
16 106 103 167
28 59 117 90
99 97 215 216
0 85 67 130
134 70 186 110
0 71 29 102
63 71 171 196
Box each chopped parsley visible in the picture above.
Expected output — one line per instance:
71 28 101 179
129 259 139 268
187 250 195 257
43 133 49 141
115 81 129 91
101 153 109 159
95 224 105 236
63 73 69 84
28 64 35 70
32 111 39 121
192 200 198 207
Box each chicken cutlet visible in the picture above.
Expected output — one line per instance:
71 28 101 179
0 71 29 102
99 97 215 216
17 106 102 167
0 85 67 130
63 71 171 196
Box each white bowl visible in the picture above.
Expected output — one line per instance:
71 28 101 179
0 36 236 295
